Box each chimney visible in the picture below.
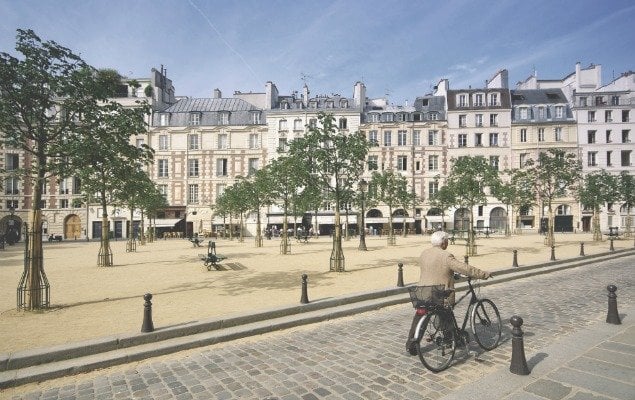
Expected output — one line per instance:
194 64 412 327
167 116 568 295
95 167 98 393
213 88 222 99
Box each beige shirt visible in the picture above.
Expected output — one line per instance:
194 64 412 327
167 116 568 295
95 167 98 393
417 246 490 303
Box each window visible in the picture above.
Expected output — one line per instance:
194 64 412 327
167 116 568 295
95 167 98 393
607 151 613 167
216 158 228 176
278 138 288 152
428 181 439 197
474 93 484 106
429 112 438 121
621 151 632 167
340 99 348 108
59 199 69 209
188 134 199 150
489 114 498 126
293 119 303 131
587 152 597 167
520 129 527 143
339 118 347 130
279 119 287 130
538 107 545 120
158 135 168 150
520 153 529 168
369 113 380 122
622 110 630 122
416 161 421 170
413 130 421 146
383 131 392 146
368 130 379 146
588 111 596 122
4 177 19 195
428 155 439 171
249 133 259 149
478 206 483 217
73 177 81 194
428 130 439 146
458 134 467 148
475 114 483 126
218 133 229 149
368 155 378 171
398 130 407 146
587 130 596 144
554 127 562 142
6 153 18 170
520 108 528 119
397 156 407 171
458 94 467 107
136 138 144 148
605 110 613 122
490 156 499 170
188 184 199 204
489 133 499 146
611 95 620 106
158 159 169 178
219 112 229 125
159 113 170 126
489 93 499 106
6 200 18 209
309 118 317 128
384 113 394 122
397 113 406 122
475 133 483 147
595 96 604 106
458 114 467 127
555 106 564 118
537 128 545 142
606 130 612 143
252 112 261 124
188 113 200 125
188 159 199 177
580 97 587 107
622 130 631 143
413 113 422 121
157 184 168 199
248 158 259 175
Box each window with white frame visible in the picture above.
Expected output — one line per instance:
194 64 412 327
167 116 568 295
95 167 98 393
520 129 527 142
428 181 439 197
188 113 200 125
249 133 259 149
188 134 199 150
579 97 587 107
188 184 199 204
490 114 498 126
384 113 394 122
248 158 259 175
490 156 499 170
611 95 620 106
158 159 169 178
216 158 228 176
59 179 68 194
519 153 529 168
428 130 439 145
216 183 226 197
489 93 498 106
220 112 230 125
309 118 317 128
588 130 596 144
159 135 168 150
188 159 199 177
606 130 612 143
158 184 168 199
537 128 545 142
587 152 597 166
489 133 499 146
368 130 378 146
369 113 380 122
458 94 467 107
6 153 18 170
294 119 303 130
278 137 288 152
475 114 483 126
398 130 407 146
555 106 564 118
368 155 378 171
458 134 467 147
59 199 69 209
251 112 261 124
475 133 483 147
607 151 613 166
428 155 439 171
622 129 631 143
159 113 170 126
554 127 562 142
474 93 484 106
605 110 613 122
538 107 545 119
413 130 421 146
4 177 19 195
397 156 407 171
588 111 595 122
217 133 228 149
383 131 392 146
339 118 347 129
621 150 632 167
459 114 467 127
520 108 528 119
279 119 287 130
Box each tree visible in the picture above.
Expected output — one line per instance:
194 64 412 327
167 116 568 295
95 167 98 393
65 69 153 266
115 167 158 249
577 170 618 241
0 29 103 309
618 171 635 239
524 149 581 247
429 182 456 230
444 156 499 256
491 169 535 236
370 169 409 245
289 112 369 272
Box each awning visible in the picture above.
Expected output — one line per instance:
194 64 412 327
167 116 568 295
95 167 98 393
152 218 182 228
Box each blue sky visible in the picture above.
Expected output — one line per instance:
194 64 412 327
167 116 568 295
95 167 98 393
1 0 633 104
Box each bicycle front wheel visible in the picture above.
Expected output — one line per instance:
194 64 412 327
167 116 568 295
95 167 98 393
471 299 501 350
416 311 456 372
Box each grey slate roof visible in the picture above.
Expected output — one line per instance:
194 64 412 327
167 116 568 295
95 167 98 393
163 98 259 113
511 89 567 105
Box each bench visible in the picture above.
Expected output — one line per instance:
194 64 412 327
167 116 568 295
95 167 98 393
48 235 63 242
199 241 227 271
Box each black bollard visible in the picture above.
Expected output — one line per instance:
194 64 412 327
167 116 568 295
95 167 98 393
397 263 404 287
141 293 154 333
580 242 585 256
509 316 530 375
550 245 556 261
606 285 621 325
609 238 615 252
300 274 309 304
512 250 519 268
464 255 469 264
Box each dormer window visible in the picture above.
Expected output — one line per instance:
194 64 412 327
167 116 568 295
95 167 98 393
474 93 484 106
251 112 261 124
458 94 467 107
309 101 317 109
340 99 348 108
397 113 406 122
159 113 170 126
326 100 334 108
281 101 290 110
188 113 201 126
384 113 394 122
219 112 230 125
489 93 499 106
369 113 380 122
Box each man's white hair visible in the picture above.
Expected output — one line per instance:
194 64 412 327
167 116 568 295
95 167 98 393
430 230 449 247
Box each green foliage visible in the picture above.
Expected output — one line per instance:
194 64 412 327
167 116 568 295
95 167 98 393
370 169 410 237
577 170 618 211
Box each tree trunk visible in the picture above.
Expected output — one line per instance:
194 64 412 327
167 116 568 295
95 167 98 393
98 203 113 267
505 205 511 237
239 213 244 243
330 207 345 272
592 208 602 241
281 205 290 254
546 205 555 247
255 209 263 247
625 207 632 239
140 210 146 245
467 207 477 256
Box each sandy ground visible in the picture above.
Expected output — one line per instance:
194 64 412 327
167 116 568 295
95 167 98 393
0 231 630 354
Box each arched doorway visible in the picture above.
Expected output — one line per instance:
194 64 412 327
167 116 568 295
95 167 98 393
366 209 383 236
392 209 409 232
489 207 507 232
453 208 470 231
1 215 23 244
64 214 82 239
553 204 573 232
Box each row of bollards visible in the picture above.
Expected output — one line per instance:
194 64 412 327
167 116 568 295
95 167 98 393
509 284 622 375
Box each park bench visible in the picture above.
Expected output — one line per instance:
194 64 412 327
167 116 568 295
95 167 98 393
199 241 227 271
48 234 63 242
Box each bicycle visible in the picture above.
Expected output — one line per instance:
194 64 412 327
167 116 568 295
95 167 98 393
408 274 502 372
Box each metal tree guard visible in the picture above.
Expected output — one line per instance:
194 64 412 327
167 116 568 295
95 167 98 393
17 223 50 310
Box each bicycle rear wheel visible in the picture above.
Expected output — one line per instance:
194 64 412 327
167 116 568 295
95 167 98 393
416 311 455 372
471 299 501 350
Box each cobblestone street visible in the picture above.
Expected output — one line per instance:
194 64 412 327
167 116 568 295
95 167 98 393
6 256 634 400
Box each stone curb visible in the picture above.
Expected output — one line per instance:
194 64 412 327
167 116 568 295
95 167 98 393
1 248 634 389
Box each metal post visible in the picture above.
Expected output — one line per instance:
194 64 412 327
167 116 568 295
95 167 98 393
464 255 469 264
579 242 585 256
550 245 556 261
141 293 154 333
609 238 615 252
397 263 404 287
509 315 530 375
512 250 519 268
358 180 368 251
300 274 309 304
606 285 621 325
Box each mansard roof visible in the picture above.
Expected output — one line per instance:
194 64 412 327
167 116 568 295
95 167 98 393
163 97 260 113
511 89 568 105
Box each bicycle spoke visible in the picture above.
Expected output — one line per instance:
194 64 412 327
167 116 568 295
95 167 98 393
416 311 455 372
471 299 501 350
